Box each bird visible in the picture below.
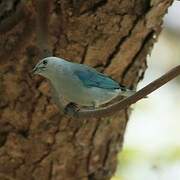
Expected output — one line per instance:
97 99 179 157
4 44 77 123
32 57 135 109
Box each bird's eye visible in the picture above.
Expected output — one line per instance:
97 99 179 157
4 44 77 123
43 60 48 65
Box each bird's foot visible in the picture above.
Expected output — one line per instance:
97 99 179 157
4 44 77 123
64 102 80 117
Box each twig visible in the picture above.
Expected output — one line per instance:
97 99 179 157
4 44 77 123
34 0 52 58
65 65 180 118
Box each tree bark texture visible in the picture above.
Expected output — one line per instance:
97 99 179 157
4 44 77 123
0 0 173 180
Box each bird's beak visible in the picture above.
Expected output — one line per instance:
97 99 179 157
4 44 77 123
32 67 37 74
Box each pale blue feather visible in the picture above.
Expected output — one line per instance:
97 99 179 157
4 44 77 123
74 69 120 90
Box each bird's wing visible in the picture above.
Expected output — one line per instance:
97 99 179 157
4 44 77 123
74 67 120 90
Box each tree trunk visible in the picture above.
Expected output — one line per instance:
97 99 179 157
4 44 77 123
0 0 173 180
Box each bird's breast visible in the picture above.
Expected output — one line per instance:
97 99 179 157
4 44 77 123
52 71 92 105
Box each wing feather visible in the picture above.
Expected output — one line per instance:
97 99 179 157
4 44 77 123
74 68 120 90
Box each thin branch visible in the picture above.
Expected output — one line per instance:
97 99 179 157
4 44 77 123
35 0 52 58
65 65 180 118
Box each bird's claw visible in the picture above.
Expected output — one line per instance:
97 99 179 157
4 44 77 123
64 103 80 117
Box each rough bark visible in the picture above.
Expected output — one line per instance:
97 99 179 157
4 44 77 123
0 0 173 180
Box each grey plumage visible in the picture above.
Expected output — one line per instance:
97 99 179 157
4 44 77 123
32 57 135 108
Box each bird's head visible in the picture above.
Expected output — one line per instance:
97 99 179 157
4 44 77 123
32 58 51 78
32 57 66 79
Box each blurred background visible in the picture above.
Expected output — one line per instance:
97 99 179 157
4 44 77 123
113 1 180 180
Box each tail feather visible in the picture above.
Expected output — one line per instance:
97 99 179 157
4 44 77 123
120 89 136 97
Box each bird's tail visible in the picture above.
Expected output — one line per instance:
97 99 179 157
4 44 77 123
119 85 136 97
119 88 136 97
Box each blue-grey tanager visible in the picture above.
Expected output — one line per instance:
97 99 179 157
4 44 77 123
32 57 135 109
